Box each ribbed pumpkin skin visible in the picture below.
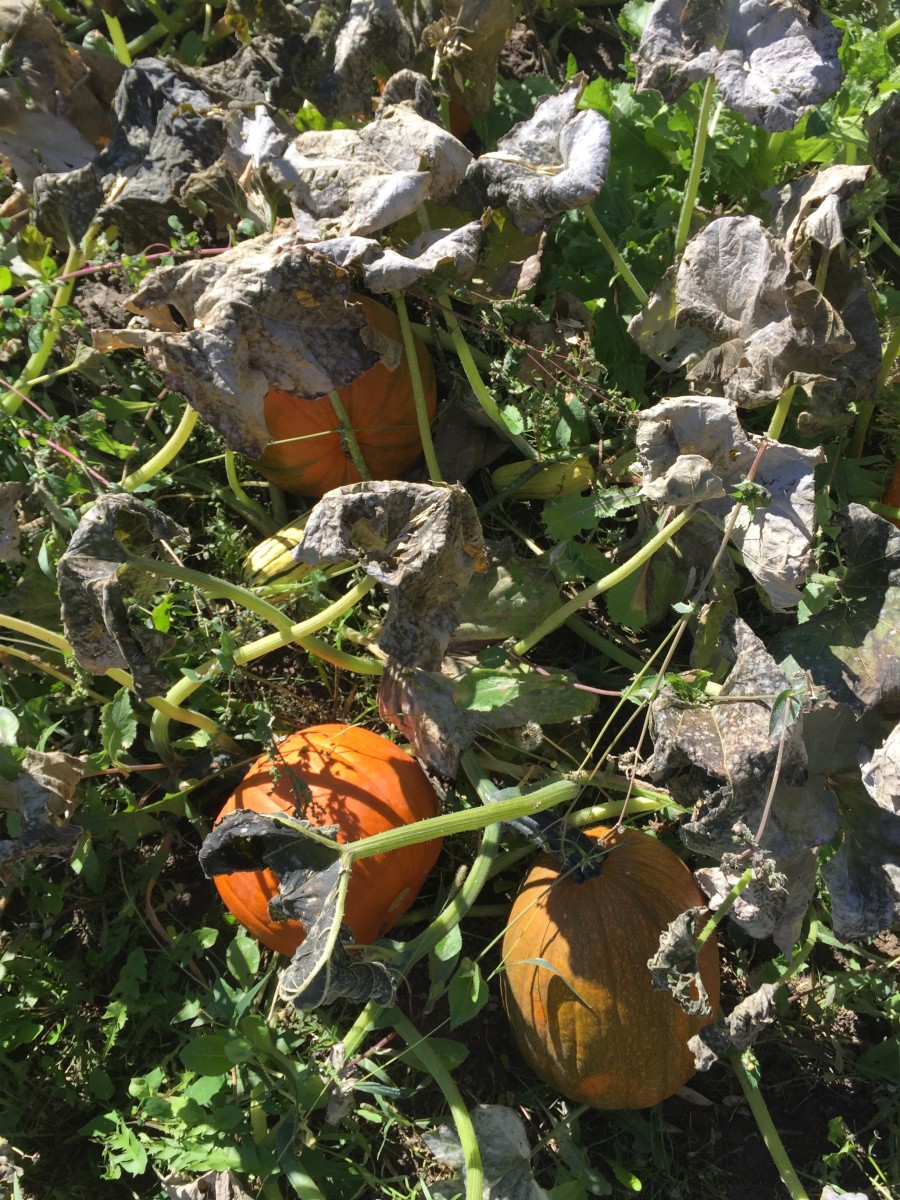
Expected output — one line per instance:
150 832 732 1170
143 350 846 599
502 826 720 1110
254 296 437 498
214 724 442 956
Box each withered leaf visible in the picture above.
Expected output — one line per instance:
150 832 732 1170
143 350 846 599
629 217 857 417
636 396 823 610
689 983 779 1071
94 230 377 459
199 809 394 1009
649 614 818 861
295 482 484 671
859 722 900 817
773 505 900 714
57 494 187 699
461 75 611 234
634 0 843 132
424 1104 550 1200
379 656 597 776
0 748 86 880
647 907 713 1018
821 774 900 941
268 88 472 237
695 850 817 954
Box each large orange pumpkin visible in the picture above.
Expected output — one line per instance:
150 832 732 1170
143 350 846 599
502 825 720 1109
253 296 437 497
213 724 442 955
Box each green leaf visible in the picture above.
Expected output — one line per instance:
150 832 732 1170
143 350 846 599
448 958 489 1029
400 1036 469 1073
180 1034 233 1076
225 927 261 988
100 689 137 765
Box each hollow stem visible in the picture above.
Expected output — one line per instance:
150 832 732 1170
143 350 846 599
342 774 581 862
765 385 796 442
729 1051 810 1200
328 390 371 481
674 75 717 256
513 506 694 655
437 291 536 459
583 208 649 306
393 291 442 483
693 866 753 952
102 11 133 64
391 1011 483 1200
224 450 271 526
121 404 199 491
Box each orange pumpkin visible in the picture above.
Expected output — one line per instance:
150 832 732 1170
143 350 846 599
213 723 442 955
253 296 437 497
502 825 720 1109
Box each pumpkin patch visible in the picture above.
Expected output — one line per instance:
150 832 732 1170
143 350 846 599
501 825 720 1110
213 723 442 955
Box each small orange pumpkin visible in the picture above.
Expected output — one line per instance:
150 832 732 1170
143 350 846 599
502 825 720 1109
253 296 437 498
213 723 442 955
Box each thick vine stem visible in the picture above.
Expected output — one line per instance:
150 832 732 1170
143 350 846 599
849 321 900 458
121 405 199 492
729 1050 810 1200
674 75 717 256
391 1011 483 1200
513 506 695 655
693 866 753 952
224 451 272 527
584 207 649 306
436 291 537 459
393 291 442 483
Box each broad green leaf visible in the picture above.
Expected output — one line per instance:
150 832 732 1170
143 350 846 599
100 689 137 765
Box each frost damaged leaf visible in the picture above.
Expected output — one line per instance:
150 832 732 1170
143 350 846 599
689 983 779 1071
295 482 484 670
451 549 562 648
57 494 188 698
0 748 86 879
630 217 856 415
360 221 483 292
647 907 712 1017
764 165 872 258
378 656 596 776
424 1104 549 1200
860 722 900 816
649 615 842 861
634 0 843 132
199 808 391 1008
821 775 900 941
163 1171 254 1200
93 230 376 459
462 75 611 234
636 396 823 609
773 505 900 713
695 850 817 954
267 93 472 237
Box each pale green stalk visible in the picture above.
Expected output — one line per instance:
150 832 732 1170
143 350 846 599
391 1011 483 1200
2 221 102 415
584 207 649 306
224 450 271 526
674 75 717 256
149 578 378 760
393 291 442 482
121 405 199 491
693 866 753 952
730 1051 810 1200
513 507 695 654
328 390 371 480
102 11 133 64
765 385 795 442
850 321 900 457
437 291 536 459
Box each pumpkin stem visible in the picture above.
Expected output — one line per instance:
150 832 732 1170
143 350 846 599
508 810 607 881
